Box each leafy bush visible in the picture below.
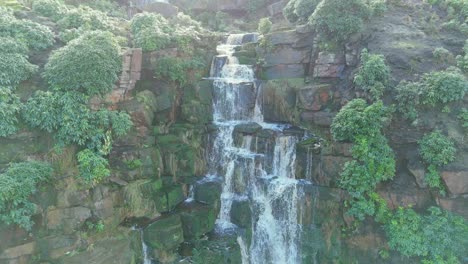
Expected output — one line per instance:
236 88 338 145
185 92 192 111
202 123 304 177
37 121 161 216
57 6 115 32
0 13 55 50
258 17 272 35
0 161 53 230
331 99 390 142
433 47 455 65
354 49 390 100
385 207 468 263
420 68 468 106
458 108 468 132
154 56 206 87
419 130 456 166
340 135 395 220
395 81 421 121
77 149 110 186
418 130 456 194
0 87 21 137
308 0 370 42
456 40 468 73
32 0 67 21
0 51 37 86
43 31 121 96
22 91 132 149
130 13 173 52
0 36 28 54
283 0 321 23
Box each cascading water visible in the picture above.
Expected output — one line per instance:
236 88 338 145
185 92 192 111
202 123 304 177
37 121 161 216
204 33 310 264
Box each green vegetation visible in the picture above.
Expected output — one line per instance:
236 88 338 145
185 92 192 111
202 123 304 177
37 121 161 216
309 0 371 42
396 68 468 120
257 17 272 35
433 47 455 65
385 207 468 263
431 0 468 33
32 0 67 21
77 149 110 186
418 131 456 194
23 91 132 151
0 38 37 86
0 161 53 230
0 87 21 137
283 0 321 24
331 99 390 142
458 108 468 132
154 57 206 87
44 31 121 96
332 99 394 220
354 49 390 100
456 40 468 73
0 12 55 51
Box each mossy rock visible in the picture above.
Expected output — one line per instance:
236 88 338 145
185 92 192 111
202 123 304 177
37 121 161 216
194 180 222 206
230 199 251 228
143 214 184 250
181 101 213 124
179 203 216 240
191 234 242 264
154 185 185 213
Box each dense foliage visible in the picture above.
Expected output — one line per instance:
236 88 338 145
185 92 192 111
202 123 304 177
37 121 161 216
154 57 206 87
385 207 468 263
0 87 21 137
331 99 390 142
257 17 272 35
0 12 54 51
77 149 110 186
43 31 121 96
283 0 321 23
354 49 390 100
396 68 468 120
0 161 53 230
309 0 371 42
23 91 132 151
0 46 37 86
32 0 67 21
456 40 468 73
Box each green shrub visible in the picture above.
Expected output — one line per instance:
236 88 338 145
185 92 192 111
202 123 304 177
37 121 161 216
0 14 55 50
0 161 53 230
340 135 395 220
395 81 421 121
257 17 272 35
331 99 390 142
283 0 321 23
0 36 28 54
130 12 170 35
43 31 121 96
22 91 132 149
433 47 455 65
154 56 206 87
32 0 67 21
458 108 468 132
456 40 468 73
419 130 456 166
354 49 390 100
418 131 456 194
385 207 468 263
420 68 468 106
77 149 110 186
57 6 115 31
133 26 172 52
308 0 370 42
0 52 37 86
0 87 21 137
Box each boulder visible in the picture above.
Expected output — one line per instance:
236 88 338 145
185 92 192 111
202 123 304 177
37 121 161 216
230 199 251 228
194 180 222 205
143 214 184 250
179 203 216 240
234 122 262 135
297 84 333 111
437 197 468 219
378 188 432 210
262 79 301 122
263 64 305 80
0 242 35 260
46 206 92 234
264 47 310 66
36 234 80 259
300 111 335 127
318 156 352 187
440 166 468 195
407 160 427 188
268 1 287 16
181 101 212 124
313 52 345 78
154 185 185 213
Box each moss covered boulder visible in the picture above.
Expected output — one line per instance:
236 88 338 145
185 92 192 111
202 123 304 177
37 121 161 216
179 203 216 240
143 214 184 250
154 185 185 213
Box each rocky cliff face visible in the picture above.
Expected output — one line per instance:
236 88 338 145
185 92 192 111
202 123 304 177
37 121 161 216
0 0 466 264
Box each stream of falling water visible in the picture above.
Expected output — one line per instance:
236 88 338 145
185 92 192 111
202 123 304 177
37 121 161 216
205 33 309 264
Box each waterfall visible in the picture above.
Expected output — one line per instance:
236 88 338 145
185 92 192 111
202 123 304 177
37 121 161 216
204 33 309 264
